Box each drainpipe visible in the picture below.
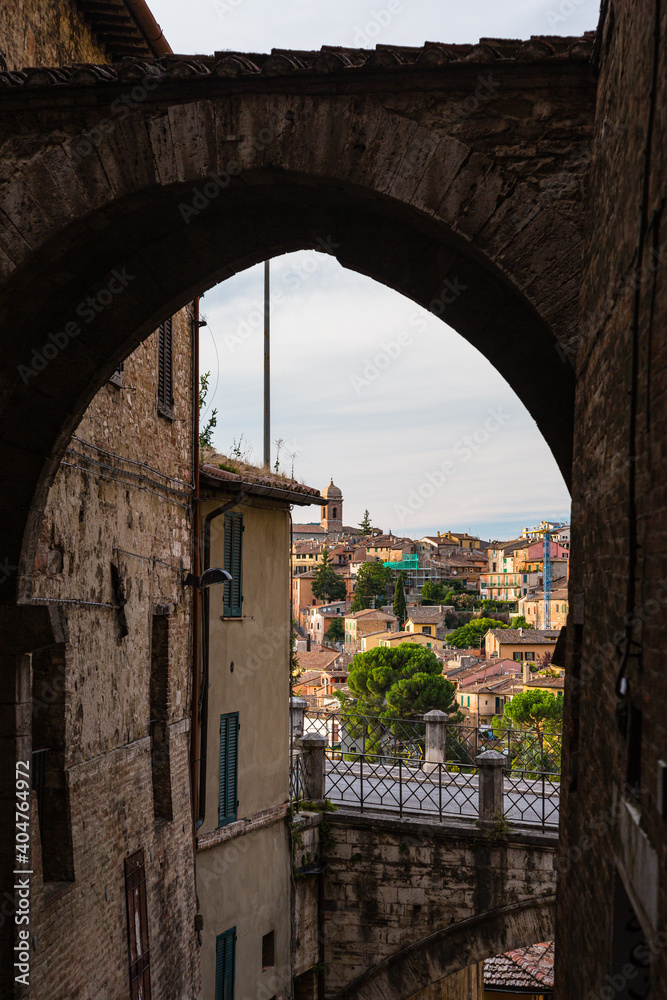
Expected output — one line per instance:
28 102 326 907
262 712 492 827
196 493 245 828
190 299 201 832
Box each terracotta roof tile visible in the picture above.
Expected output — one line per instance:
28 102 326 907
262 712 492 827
484 941 554 990
201 462 325 505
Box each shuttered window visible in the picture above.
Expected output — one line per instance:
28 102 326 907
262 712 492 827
223 512 243 617
219 712 239 827
157 318 173 418
215 927 236 1000
124 849 152 1000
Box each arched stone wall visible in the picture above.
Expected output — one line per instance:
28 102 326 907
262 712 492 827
0 48 595 598
331 896 555 1000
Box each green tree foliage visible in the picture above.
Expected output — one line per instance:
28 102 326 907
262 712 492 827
422 579 468 606
312 548 347 602
502 689 563 735
199 372 218 453
445 617 508 649
351 561 393 611
420 580 440 605
393 571 407 628
290 618 302 685
324 617 345 644
358 509 373 535
510 615 532 630
341 644 461 720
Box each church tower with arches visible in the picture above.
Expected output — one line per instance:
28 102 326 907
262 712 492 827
320 479 343 534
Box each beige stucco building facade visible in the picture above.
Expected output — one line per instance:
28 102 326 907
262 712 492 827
195 463 325 1000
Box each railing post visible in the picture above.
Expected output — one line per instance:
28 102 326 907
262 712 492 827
424 709 448 772
290 696 308 747
298 733 327 804
476 749 506 829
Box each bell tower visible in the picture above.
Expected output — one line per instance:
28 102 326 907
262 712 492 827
320 479 343 534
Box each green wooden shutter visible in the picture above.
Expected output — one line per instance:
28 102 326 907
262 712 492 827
223 512 243 617
215 927 236 1000
218 713 239 826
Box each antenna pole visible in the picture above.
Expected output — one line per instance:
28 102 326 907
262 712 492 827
263 259 270 468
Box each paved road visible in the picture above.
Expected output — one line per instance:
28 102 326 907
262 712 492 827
324 760 559 829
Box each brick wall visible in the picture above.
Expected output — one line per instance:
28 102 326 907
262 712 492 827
0 0 108 71
558 1 667 995
28 305 200 999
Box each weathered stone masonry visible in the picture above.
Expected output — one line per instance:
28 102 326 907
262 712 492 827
293 810 555 1000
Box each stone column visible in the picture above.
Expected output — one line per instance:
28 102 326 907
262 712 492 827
290 696 308 746
476 749 506 829
298 733 327 804
423 709 447 772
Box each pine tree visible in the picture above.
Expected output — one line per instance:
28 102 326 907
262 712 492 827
312 548 347 602
393 571 407 629
358 509 372 535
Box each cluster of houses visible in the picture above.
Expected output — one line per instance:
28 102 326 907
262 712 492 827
294 606 564 726
293 492 570 629
292 492 567 724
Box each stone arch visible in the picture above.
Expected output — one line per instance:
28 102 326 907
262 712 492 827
330 895 555 1000
0 68 593 597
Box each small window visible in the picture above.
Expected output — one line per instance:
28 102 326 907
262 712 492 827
150 610 173 822
422 626 432 635
157 318 173 418
262 930 275 969
216 927 236 1000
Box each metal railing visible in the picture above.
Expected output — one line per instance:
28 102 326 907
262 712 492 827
293 709 561 831
289 751 307 811
325 754 478 821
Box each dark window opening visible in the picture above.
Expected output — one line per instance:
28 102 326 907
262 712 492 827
262 930 275 969
294 969 318 1000
125 849 152 1000
610 871 651 999
32 644 74 883
150 610 173 822
157 318 173 418
626 701 643 801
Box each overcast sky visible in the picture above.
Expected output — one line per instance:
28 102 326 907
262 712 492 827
150 0 599 540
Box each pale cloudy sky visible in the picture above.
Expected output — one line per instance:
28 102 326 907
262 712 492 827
149 0 599 540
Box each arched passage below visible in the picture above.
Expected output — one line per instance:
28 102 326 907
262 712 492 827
330 895 555 1000
0 61 592 596
1 176 575 598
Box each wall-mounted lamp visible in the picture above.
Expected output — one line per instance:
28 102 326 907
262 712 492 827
183 568 232 589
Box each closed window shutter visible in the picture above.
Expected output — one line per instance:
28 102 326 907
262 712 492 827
218 712 239 826
215 927 236 1000
223 512 243 617
124 849 152 1000
157 318 173 417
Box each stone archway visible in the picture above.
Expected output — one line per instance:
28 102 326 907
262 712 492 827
330 895 555 1000
0 43 595 599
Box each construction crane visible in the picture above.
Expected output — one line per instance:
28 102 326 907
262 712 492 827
541 522 567 630
543 528 553 630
